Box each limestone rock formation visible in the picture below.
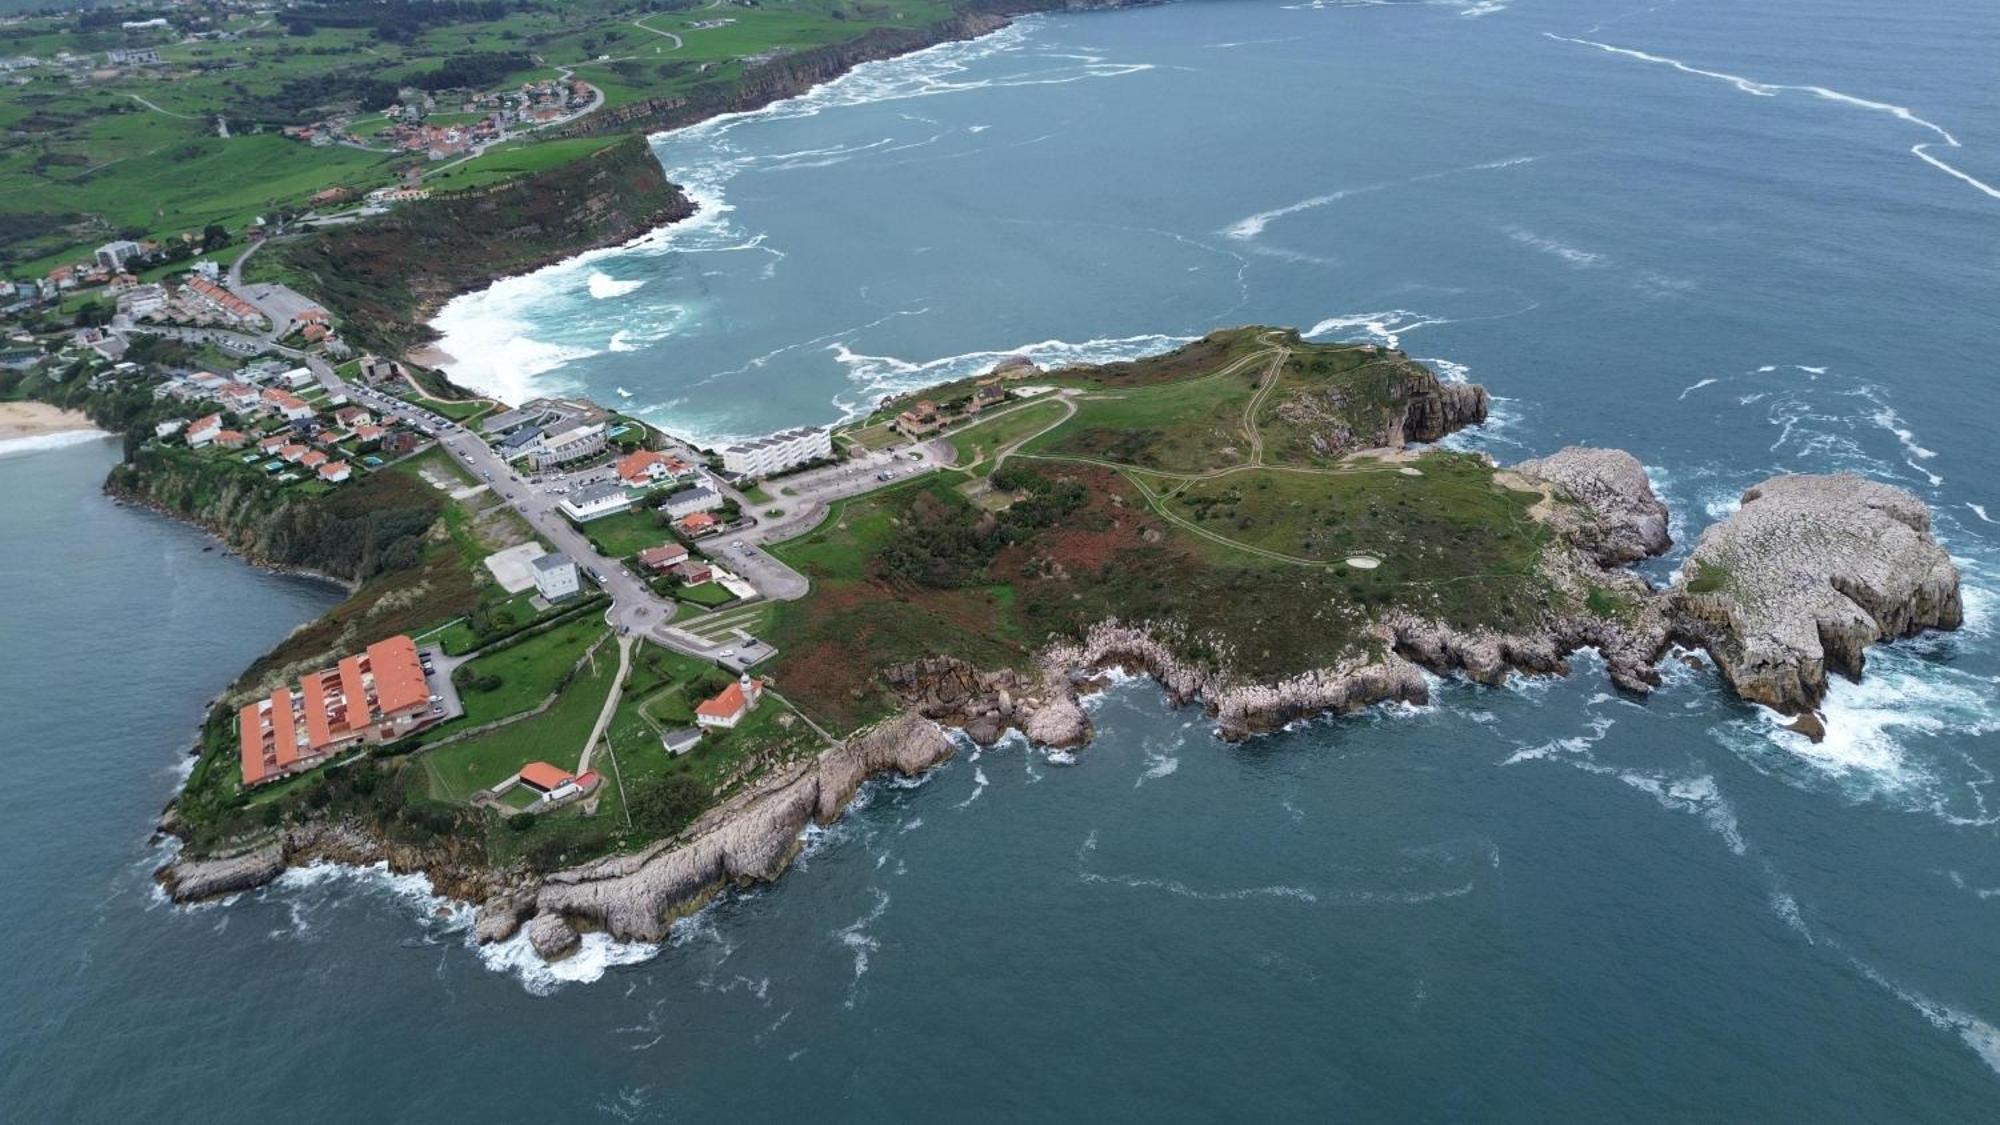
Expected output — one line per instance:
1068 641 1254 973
1400 379 1490 445
1513 446 1672 566
527 912 580 961
1671 473 1962 713
531 714 953 947
157 842 285 903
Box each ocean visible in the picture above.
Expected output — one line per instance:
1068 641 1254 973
5 0 2000 1117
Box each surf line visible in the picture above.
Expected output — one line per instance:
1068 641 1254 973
1542 33 2000 203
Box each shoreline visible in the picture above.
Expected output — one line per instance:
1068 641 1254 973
0 403 107 457
418 10 1098 426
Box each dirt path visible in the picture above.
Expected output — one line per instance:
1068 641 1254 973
577 633 634 776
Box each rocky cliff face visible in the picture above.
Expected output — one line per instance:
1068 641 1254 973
526 714 954 943
1670 473 1963 714
1398 378 1490 445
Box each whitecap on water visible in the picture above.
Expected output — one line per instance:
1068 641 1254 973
586 270 647 299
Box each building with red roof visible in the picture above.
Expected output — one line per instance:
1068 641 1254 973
636 543 690 571
615 450 686 487
676 511 721 537
695 675 763 730
318 461 351 483
239 633 438 787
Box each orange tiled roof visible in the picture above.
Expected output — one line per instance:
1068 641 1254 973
238 702 267 787
518 761 572 791
696 681 746 720
300 669 336 750
616 450 669 482
366 634 428 718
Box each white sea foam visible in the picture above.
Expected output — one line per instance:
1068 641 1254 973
1503 715 1615 765
1768 890 1813 942
954 766 989 809
1678 377 1719 399
1966 503 1996 525
833 887 891 1007
1612 770 1747 854
827 332 1190 420
1223 155 1537 241
1543 34 2000 202
478 929 660 997
1718 645 2000 812
586 271 647 299
1504 225 1607 267
1303 309 1450 349
0 428 111 459
1850 958 2000 1078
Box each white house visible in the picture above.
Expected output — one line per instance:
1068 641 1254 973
186 413 223 447
720 426 831 478
558 481 632 523
154 418 186 439
660 484 723 519
279 366 316 389
532 553 582 601
262 388 315 422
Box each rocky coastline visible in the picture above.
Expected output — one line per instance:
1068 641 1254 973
154 447 1964 960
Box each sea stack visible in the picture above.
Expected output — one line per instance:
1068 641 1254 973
1670 473 1962 717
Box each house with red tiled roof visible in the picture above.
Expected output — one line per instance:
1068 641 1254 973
262 387 314 422
695 675 763 730
214 429 249 449
615 449 684 487
187 413 223 447
318 461 351 483
258 434 289 454
676 511 721 537
279 443 308 463
353 424 386 445
636 543 690 571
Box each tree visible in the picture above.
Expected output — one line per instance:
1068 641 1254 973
627 773 707 837
201 224 230 251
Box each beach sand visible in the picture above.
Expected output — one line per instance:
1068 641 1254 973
0 402 97 443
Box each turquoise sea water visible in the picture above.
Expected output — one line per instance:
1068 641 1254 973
6 0 2000 1117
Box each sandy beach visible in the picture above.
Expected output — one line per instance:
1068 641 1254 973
0 402 98 443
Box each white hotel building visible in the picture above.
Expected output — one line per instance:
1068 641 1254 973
720 426 832 479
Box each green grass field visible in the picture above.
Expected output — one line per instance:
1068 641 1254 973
424 639 616 802
943 397 1071 469
448 616 609 728
578 506 672 559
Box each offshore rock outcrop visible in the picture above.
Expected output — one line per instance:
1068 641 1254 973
1670 473 1963 714
525 714 953 944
